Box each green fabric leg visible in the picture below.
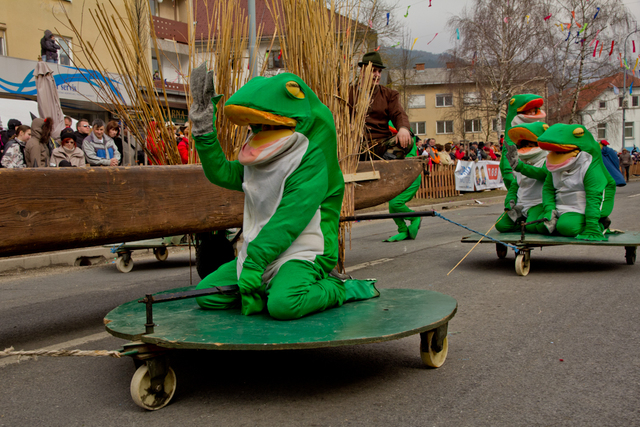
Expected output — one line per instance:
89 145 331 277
195 259 243 310
524 204 545 234
266 259 347 320
385 175 421 242
495 213 519 233
556 212 587 237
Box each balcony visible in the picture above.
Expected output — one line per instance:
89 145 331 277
153 16 188 44
153 79 186 94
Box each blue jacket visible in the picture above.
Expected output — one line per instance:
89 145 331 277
83 132 121 166
601 146 626 187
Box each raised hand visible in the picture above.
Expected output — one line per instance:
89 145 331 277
189 62 221 137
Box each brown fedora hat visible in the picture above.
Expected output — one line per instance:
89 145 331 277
358 51 385 69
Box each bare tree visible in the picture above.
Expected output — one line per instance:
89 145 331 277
447 0 549 140
539 0 635 124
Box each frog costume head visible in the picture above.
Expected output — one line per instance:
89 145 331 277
537 124 600 173
507 122 549 166
224 74 336 166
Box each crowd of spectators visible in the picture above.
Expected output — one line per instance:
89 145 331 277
415 137 502 166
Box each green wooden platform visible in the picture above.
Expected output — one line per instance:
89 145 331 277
461 230 640 247
104 288 458 351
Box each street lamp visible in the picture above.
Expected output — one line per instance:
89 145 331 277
622 28 639 150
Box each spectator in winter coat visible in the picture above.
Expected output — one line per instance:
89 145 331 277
83 119 121 166
177 124 190 164
25 118 53 167
454 144 465 161
106 120 124 158
435 144 453 165
619 148 633 182
1 125 30 168
73 119 91 150
1 119 22 152
40 30 60 63
50 128 86 167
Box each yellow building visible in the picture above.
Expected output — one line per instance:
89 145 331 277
389 64 547 147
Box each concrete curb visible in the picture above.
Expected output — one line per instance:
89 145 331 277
0 247 115 274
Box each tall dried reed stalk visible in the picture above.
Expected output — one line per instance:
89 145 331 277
269 0 375 271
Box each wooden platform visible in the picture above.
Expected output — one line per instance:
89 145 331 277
461 230 640 247
104 288 458 351
0 160 423 257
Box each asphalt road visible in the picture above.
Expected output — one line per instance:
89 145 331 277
1 182 640 426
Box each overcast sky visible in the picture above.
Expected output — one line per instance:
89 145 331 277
389 0 640 54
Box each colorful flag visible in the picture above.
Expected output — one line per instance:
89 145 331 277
610 83 619 95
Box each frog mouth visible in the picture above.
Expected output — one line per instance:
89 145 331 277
538 141 580 170
224 105 297 128
509 127 540 151
517 98 546 120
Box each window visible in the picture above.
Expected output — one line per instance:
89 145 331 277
492 117 506 132
410 122 426 135
152 54 160 76
599 101 606 109
436 120 453 134
149 0 159 16
465 119 482 133
463 92 481 105
408 94 425 109
0 29 5 56
625 122 634 139
57 36 72 66
597 123 606 139
619 97 624 108
436 93 453 107
267 50 284 69
633 96 639 107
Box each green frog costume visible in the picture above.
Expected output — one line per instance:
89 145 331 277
496 122 549 233
500 94 546 191
189 64 378 319
536 124 616 241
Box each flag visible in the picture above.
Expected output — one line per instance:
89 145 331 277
610 83 619 95
386 13 389 26
631 81 634 95
411 38 418 50
456 28 460 40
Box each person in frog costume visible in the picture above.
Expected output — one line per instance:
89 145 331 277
189 63 378 319
384 122 422 242
500 94 546 191
496 122 549 233
536 124 616 241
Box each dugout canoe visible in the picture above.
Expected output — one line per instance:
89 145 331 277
0 159 424 257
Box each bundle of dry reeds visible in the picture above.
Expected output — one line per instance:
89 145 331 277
269 0 375 270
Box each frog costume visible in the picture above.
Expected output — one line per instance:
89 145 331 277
384 123 421 242
496 122 549 233
189 64 378 319
536 124 616 241
500 94 546 191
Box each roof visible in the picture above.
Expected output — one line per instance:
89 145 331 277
548 73 640 121
387 68 474 86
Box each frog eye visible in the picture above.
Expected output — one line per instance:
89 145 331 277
572 127 585 138
543 124 549 131
286 81 305 99
510 98 515 106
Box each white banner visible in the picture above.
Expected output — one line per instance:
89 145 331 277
455 160 504 191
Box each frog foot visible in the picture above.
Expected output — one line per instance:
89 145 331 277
408 217 422 240
575 233 608 242
384 232 409 242
344 279 380 302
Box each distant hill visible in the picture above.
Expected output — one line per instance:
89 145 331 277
380 47 452 69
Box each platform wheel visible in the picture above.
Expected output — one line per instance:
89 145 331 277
625 246 636 265
154 247 169 262
515 251 531 276
130 364 177 411
496 243 508 259
116 255 134 273
420 331 449 368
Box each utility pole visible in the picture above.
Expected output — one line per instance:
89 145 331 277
621 27 638 150
248 0 257 78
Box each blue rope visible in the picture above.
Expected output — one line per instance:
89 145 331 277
433 211 521 252
110 243 125 254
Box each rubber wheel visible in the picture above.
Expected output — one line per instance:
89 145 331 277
196 232 236 279
154 247 169 262
515 253 530 276
130 364 177 411
421 331 448 368
116 256 134 273
625 247 636 265
496 243 508 259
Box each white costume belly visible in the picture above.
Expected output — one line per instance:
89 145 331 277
550 151 592 215
515 156 546 215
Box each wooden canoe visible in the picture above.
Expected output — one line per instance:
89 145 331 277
0 159 424 257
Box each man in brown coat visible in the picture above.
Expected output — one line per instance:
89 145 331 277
619 148 633 182
352 52 412 159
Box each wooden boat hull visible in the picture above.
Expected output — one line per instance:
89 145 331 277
0 160 424 257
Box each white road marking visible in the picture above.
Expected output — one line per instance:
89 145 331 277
628 193 640 198
345 258 393 273
0 331 110 368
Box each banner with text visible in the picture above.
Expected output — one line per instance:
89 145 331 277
455 161 504 191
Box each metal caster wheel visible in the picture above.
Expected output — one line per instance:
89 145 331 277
496 243 508 259
130 364 177 410
154 247 169 262
515 251 531 276
116 255 134 273
420 327 448 368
